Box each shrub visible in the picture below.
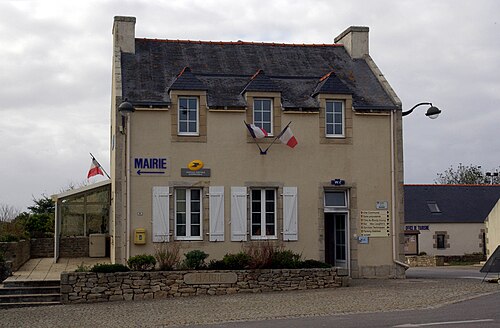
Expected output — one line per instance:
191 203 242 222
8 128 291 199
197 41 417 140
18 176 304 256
75 262 91 272
0 234 20 242
22 213 54 238
0 252 11 282
90 263 130 273
272 250 302 269
222 252 251 270
207 259 226 270
418 251 427 256
300 259 332 269
154 243 180 271
127 254 156 271
182 250 209 270
245 242 276 269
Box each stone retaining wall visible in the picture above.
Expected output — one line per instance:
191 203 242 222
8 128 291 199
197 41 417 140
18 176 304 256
59 236 89 257
30 238 54 258
405 255 444 267
61 268 349 304
0 240 30 271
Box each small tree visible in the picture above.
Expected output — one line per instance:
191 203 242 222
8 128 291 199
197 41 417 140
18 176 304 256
0 204 20 223
435 164 500 184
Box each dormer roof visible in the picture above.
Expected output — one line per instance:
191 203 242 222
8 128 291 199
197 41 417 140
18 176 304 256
241 69 281 94
168 67 207 92
312 71 352 96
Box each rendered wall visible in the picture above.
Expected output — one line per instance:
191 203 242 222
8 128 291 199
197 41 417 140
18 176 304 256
485 200 500 258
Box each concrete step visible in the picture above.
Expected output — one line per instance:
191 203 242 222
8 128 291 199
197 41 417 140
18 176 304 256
0 301 61 309
0 280 61 308
0 286 60 295
2 280 60 288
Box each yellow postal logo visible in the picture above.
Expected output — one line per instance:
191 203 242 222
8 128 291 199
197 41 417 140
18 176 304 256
188 160 204 171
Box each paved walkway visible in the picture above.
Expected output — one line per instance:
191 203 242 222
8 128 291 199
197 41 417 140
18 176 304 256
4 257 110 282
0 274 499 327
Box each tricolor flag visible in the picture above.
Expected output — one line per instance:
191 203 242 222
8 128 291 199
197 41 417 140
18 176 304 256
87 158 104 179
278 125 298 148
245 123 268 139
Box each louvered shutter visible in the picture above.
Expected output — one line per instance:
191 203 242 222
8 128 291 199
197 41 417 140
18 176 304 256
283 186 298 241
152 186 170 242
209 186 225 241
231 187 247 241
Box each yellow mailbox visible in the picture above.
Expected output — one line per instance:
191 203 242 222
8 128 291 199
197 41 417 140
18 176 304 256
134 228 146 245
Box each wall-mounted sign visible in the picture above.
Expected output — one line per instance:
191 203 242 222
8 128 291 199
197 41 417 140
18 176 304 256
188 160 204 171
360 210 390 237
331 179 345 186
181 168 211 177
358 236 369 244
376 201 388 210
405 225 429 231
134 157 168 176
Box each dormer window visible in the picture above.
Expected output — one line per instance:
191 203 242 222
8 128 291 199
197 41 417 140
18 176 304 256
253 98 273 135
178 97 199 135
326 100 345 137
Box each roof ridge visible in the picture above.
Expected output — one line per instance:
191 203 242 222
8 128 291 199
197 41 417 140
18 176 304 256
136 38 344 47
405 184 500 187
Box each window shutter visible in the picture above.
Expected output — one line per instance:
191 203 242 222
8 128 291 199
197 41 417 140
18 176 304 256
231 187 247 241
152 186 169 242
283 187 298 241
209 186 224 242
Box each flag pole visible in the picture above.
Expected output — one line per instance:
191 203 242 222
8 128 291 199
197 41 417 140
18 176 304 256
244 121 267 155
89 153 111 179
263 121 292 153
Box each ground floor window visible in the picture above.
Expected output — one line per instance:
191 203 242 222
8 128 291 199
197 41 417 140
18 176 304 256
175 188 202 240
436 233 446 249
251 188 276 239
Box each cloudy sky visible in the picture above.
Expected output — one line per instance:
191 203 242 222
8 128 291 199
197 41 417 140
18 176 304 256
1 0 499 211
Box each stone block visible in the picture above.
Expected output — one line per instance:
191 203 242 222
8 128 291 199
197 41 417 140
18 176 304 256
109 295 124 301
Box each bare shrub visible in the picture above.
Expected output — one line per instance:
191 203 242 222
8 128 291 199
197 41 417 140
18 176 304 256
154 242 181 271
244 241 281 269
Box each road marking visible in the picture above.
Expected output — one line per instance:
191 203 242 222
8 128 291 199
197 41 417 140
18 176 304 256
393 319 494 327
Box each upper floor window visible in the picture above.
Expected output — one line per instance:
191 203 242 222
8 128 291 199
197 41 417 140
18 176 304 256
326 100 344 138
253 99 273 135
251 188 277 239
178 97 199 136
175 188 202 240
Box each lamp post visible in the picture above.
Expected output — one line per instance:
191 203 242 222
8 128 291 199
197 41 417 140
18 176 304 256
402 102 442 119
118 100 135 262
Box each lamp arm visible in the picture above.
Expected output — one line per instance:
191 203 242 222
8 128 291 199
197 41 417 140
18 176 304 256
402 102 432 117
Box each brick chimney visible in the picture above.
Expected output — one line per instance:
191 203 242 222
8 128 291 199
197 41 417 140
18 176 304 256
113 16 136 54
334 26 369 59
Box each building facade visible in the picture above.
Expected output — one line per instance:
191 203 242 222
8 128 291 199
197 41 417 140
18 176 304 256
404 184 500 257
110 16 406 278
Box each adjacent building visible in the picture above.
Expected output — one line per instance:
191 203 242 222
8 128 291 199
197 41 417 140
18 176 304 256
404 184 500 257
101 16 407 278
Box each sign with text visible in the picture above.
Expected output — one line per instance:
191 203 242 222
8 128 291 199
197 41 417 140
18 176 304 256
134 157 168 176
181 168 211 177
360 210 390 237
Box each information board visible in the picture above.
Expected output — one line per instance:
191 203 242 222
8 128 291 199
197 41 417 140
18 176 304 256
360 210 390 237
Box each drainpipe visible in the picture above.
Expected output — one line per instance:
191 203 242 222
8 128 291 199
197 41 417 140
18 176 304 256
126 117 131 261
391 109 410 271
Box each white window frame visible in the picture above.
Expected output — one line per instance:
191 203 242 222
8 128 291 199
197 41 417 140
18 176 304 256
325 100 345 138
253 98 273 136
250 188 277 240
174 188 203 241
324 190 348 211
178 96 199 136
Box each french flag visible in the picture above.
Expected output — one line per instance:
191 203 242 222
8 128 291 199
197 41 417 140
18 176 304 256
87 158 104 179
245 123 268 139
278 126 298 148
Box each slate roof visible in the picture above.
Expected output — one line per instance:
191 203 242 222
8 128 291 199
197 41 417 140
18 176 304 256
404 185 500 224
121 39 399 110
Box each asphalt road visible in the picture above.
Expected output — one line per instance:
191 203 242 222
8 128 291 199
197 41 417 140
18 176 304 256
406 265 498 280
188 291 500 328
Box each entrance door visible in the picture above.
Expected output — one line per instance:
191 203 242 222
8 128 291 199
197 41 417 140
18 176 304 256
325 213 347 268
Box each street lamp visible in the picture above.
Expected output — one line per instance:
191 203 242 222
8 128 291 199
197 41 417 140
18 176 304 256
118 100 135 262
402 102 441 119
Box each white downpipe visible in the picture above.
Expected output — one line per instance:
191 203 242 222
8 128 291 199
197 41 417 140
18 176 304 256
391 110 409 270
126 117 131 261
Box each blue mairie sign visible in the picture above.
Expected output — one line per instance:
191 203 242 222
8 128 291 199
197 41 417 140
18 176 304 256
134 157 168 176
